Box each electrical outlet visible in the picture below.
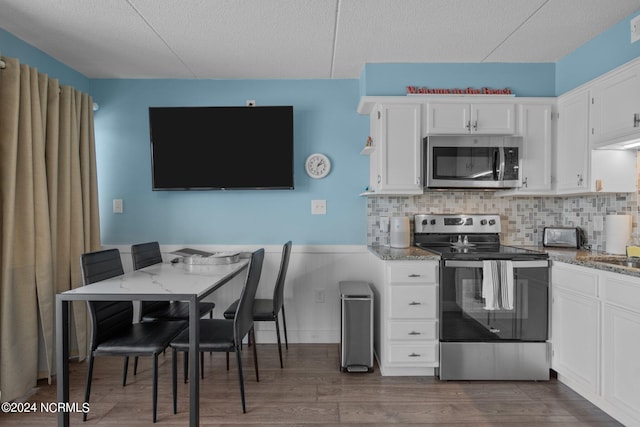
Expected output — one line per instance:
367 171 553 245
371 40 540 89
380 216 389 232
314 289 325 303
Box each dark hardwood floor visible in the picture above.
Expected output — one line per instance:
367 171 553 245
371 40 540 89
0 343 622 426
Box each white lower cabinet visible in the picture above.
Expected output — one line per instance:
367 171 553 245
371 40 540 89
602 274 640 426
552 262 640 427
551 265 600 395
371 258 439 376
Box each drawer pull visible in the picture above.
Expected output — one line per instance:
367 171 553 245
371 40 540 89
408 301 422 306
408 352 421 357
408 331 421 335
408 274 421 277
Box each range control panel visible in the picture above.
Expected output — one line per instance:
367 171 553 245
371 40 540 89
414 214 501 234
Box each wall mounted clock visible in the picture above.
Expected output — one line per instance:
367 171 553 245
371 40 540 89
305 153 331 179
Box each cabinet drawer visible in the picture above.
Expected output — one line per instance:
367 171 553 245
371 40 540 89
389 343 438 364
389 320 437 341
603 274 640 312
389 285 437 318
388 262 437 283
553 263 598 297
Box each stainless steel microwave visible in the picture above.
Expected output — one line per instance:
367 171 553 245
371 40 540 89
425 135 523 189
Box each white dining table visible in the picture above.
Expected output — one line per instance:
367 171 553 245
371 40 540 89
56 257 249 427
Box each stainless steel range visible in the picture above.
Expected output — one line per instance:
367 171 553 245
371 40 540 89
414 213 550 381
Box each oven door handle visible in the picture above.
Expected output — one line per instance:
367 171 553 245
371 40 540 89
444 260 549 268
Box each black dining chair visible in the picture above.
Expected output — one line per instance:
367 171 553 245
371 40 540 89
80 248 186 423
223 240 291 368
130 241 217 378
170 248 264 414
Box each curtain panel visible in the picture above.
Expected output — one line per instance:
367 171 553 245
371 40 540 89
0 56 100 402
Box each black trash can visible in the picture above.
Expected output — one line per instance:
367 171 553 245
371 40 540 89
339 281 374 373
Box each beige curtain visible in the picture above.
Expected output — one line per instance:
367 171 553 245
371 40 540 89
0 56 100 402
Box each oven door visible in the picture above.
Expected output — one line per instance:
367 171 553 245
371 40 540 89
440 259 548 342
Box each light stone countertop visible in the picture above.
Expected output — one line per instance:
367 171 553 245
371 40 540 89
369 244 640 278
368 244 440 261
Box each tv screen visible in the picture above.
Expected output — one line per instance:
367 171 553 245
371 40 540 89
149 106 294 190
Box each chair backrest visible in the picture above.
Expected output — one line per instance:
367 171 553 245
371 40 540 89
233 248 265 344
131 242 168 316
272 241 292 315
81 248 124 286
131 241 163 270
80 249 133 349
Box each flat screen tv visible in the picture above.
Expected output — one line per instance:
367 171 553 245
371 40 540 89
149 106 294 190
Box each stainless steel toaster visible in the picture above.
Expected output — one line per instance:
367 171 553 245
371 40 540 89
542 227 583 248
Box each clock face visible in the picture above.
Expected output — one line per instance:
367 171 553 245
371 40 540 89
305 153 331 179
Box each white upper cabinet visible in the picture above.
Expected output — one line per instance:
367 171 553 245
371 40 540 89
426 101 515 135
556 89 591 193
512 102 553 193
556 86 637 195
376 103 422 194
358 98 423 195
590 62 640 148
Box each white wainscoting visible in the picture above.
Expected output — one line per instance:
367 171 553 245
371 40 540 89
105 244 380 344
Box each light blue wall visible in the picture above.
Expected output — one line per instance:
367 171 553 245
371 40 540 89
556 8 640 95
359 62 556 97
91 79 369 244
2 8 640 245
0 28 89 92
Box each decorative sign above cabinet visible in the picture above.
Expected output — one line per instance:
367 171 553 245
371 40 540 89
406 86 514 96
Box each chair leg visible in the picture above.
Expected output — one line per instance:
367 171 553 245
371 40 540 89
134 355 139 375
281 305 289 350
226 352 229 370
250 327 259 382
122 356 129 386
183 351 188 384
172 349 178 414
83 353 95 422
235 348 246 413
152 354 158 423
200 352 204 380
275 317 283 368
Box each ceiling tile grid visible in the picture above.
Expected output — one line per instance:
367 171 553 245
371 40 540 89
0 0 638 79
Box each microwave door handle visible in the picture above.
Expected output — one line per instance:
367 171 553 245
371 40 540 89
498 147 505 181
492 149 499 180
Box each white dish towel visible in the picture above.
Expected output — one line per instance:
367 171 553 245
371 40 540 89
482 260 514 310
500 260 514 310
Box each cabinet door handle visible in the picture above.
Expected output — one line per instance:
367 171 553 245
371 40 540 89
408 274 421 277
473 120 478 131
466 120 471 132
634 113 640 128
408 331 421 335
408 301 422 306
408 352 421 357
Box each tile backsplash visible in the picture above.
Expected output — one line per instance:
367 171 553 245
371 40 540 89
367 190 639 251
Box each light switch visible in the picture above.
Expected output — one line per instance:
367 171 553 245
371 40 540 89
112 199 123 214
631 14 640 43
311 199 326 215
